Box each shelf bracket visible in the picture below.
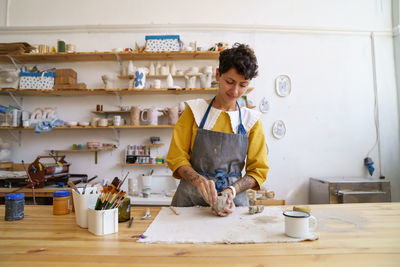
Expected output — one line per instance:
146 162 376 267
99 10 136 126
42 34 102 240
7 129 22 146
114 52 124 79
111 128 121 148
7 92 24 110
113 91 123 107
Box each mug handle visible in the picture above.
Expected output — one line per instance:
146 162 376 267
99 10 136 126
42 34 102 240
309 215 318 232
141 109 148 122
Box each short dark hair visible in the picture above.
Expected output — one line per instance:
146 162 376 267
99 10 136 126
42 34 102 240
218 43 258 80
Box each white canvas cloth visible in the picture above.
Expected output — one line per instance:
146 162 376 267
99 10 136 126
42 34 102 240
138 206 318 244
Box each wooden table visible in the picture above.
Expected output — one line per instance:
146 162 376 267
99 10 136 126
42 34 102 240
0 203 399 266
0 187 72 198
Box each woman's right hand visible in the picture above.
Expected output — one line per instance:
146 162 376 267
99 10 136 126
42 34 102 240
195 178 218 206
176 165 218 206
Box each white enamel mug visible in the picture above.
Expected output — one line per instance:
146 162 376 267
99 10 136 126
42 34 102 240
283 211 317 238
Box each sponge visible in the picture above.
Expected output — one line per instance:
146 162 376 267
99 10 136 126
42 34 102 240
293 205 311 214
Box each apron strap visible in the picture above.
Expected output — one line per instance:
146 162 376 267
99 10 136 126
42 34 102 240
198 169 241 192
199 97 247 135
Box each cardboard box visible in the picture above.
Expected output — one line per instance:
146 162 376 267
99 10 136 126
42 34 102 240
55 75 77 85
55 68 77 79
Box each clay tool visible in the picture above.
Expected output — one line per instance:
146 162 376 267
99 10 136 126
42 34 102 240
68 181 80 194
128 217 134 228
169 206 179 215
141 208 151 219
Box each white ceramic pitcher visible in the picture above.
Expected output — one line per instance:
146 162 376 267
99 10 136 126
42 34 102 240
141 107 164 125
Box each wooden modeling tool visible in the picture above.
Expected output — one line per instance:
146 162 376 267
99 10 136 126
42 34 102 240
169 206 179 215
68 181 80 194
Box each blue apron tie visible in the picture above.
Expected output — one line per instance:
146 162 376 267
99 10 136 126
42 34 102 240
199 169 241 192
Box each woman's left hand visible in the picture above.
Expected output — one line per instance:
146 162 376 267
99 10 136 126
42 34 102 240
212 188 236 217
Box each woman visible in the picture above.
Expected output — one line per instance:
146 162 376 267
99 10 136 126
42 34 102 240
167 43 269 216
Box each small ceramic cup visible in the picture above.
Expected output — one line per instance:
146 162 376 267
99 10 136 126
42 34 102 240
283 211 318 238
154 79 161 89
98 119 108 127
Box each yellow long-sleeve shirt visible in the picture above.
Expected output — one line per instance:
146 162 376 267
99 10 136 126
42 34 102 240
167 105 269 190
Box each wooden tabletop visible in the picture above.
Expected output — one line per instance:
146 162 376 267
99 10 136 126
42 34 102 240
0 203 399 266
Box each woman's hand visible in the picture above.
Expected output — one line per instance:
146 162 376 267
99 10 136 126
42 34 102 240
176 165 218 206
196 178 218 206
211 188 236 217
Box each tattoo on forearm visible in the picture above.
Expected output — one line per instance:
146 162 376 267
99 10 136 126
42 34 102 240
234 175 257 194
180 166 202 185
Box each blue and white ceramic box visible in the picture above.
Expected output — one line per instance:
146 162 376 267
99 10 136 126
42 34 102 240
19 72 55 89
145 35 182 52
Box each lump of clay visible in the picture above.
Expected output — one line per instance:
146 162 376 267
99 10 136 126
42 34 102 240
212 193 230 214
248 205 264 215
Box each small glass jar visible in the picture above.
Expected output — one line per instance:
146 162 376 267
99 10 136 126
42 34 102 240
5 193 24 221
118 198 131 222
53 190 70 215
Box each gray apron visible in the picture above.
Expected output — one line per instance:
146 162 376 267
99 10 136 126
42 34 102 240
172 97 249 207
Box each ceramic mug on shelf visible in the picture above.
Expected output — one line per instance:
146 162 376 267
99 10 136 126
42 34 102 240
141 107 164 126
90 117 99 127
130 106 141 126
98 118 108 127
283 211 318 238
167 106 179 125
154 79 161 89
113 115 121 126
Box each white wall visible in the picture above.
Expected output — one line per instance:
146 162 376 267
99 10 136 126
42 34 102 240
0 0 398 204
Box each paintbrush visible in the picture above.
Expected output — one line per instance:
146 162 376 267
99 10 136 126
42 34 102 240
117 172 130 191
128 216 134 228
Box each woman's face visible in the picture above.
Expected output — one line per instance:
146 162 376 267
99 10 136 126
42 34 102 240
216 67 250 106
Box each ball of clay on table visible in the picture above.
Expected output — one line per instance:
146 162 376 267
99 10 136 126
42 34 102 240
212 193 230 213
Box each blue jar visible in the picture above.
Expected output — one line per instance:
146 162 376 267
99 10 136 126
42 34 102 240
5 193 25 221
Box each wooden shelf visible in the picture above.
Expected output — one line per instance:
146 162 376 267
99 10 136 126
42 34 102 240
0 125 174 130
120 163 167 167
118 74 215 79
91 110 132 114
0 87 254 96
146 143 165 147
46 148 116 164
0 51 220 63
47 148 114 152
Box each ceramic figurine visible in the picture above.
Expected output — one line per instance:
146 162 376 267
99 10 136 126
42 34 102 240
166 74 173 88
200 72 212 88
149 62 155 76
170 63 177 75
101 75 113 89
184 75 196 88
155 62 161 75
127 60 135 75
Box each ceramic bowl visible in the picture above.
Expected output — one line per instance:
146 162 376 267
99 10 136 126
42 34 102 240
87 142 101 149
66 121 78 127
